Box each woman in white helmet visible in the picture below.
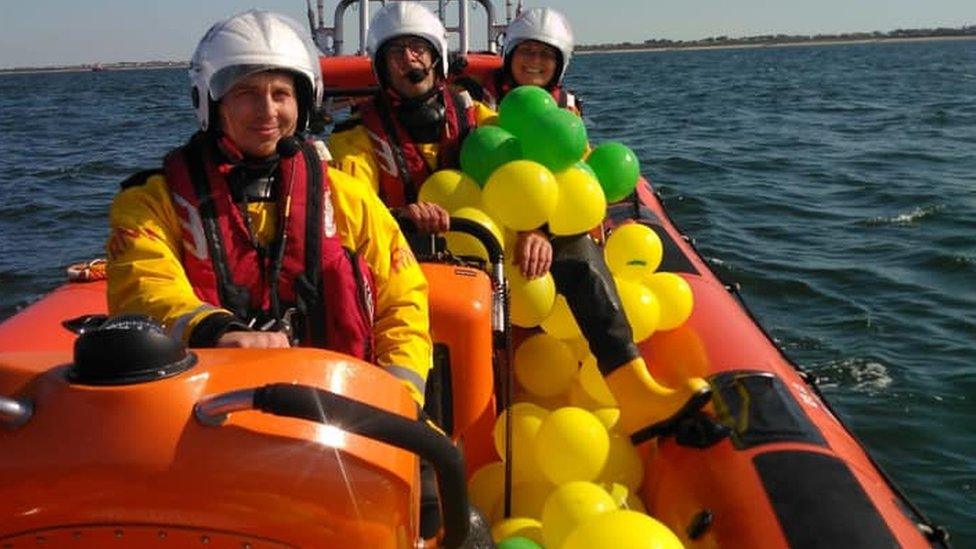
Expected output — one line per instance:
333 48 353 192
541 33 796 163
328 2 494 235
105 10 433 405
480 8 714 437
479 7 581 113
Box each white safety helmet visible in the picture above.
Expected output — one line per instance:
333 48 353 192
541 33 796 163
366 2 449 81
189 10 323 132
503 8 575 83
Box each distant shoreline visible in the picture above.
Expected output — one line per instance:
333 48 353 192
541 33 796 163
577 34 976 55
0 62 187 76
3 33 974 75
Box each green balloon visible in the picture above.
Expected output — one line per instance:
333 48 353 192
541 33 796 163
497 537 542 549
498 85 557 141
521 108 588 172
586 142 641 202
460 125 522 185
575 160 597 179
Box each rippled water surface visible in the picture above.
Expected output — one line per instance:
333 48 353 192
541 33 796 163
1 39 974 539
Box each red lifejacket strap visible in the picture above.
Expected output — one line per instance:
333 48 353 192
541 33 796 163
176 136 251 317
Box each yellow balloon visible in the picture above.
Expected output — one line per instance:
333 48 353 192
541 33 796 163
532 391 572 412
541 481 617 549
509 269 556 328
601 481 630 509
515 334 579 398
614 277 661 343
445 207 503 262
643 272 694 331
604 223 664 280
540 294 583 340
549 166 607 236
503 229 519 254
493 402 548 480
578 355 617 408
491 517 544 545
562 510 683 549
418 169 482 212
597 434 645 490
593 407 621 431
534 407 610 485
564 337 591 361
568 381 602 411
625 491 648 514
483 160 558 231
481 114 501 127
493 481 554 522
468 461 506 517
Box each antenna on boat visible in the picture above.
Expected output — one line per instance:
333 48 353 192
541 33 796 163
306 0 317 36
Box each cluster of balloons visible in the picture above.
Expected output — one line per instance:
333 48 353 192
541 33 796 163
426 86 694 547
467 351 684 548
418 85 643 262
509 221 694 344
603 222 696 336
465 226 694 547
468 86 641 236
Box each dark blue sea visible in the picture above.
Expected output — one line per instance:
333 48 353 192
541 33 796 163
1 39 974 540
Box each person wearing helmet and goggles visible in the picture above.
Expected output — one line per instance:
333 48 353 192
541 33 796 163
105 10 432 404
328 2 495 235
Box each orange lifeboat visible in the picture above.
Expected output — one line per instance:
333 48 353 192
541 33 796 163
0 49 947 549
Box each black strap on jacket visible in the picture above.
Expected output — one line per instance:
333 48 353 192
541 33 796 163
293 139 328 347
183 135 252 319
181 135 326 339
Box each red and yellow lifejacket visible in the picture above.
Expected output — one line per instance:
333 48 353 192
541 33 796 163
358 85 478 207
164 133 376 359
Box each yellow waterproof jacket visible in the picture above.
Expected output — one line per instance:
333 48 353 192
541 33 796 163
328 99 495 194
106 155 432 404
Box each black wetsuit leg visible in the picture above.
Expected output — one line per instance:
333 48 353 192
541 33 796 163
549 234 640 375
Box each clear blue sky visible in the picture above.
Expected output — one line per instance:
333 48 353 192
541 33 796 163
2 0 973 68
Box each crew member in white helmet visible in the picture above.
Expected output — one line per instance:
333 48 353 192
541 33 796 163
472 7 581 113
328 2 495 235
332 3 712 440
105 10 433 405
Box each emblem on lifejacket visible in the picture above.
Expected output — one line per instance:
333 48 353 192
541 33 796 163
172 194 208 260
365 128 399 177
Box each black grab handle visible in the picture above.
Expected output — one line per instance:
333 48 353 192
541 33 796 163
252 383 470 548
394 214 505 266
449 217 504 265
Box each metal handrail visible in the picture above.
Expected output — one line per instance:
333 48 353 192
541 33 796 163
308 0 510 56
